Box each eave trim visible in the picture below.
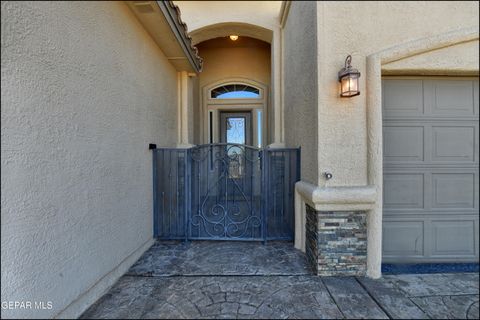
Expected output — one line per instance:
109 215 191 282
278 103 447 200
157 1 203 72
279 1 291 28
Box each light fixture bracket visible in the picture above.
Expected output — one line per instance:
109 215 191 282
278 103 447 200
338 55 360 81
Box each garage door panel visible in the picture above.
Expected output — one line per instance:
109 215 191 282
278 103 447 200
427 80 475 116
432 173 475 209
431 220 476 257
384 173 424 209
383 209 478 217
383 221 424 257
474 80 479 114
382 77 479 263
383 216 479 262
384 169 478 213
383 80 424 116
384 126 424 162
432 126 476 162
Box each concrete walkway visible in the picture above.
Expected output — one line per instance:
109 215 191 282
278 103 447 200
81 241 479 319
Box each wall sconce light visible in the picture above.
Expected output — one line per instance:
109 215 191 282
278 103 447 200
338 55 360 97
229 35 239 41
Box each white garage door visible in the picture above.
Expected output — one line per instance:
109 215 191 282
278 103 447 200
382 77 479 263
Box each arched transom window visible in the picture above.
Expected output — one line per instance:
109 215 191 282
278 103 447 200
210 84 260 99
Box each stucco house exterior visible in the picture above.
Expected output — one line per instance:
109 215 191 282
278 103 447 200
1 1 479 318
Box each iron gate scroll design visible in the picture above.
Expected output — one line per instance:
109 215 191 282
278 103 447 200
153 144 300 241
190 144 263 240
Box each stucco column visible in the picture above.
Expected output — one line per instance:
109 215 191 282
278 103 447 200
268 28 285 148
366 56 383 279
294 187 306 252
177 71 193 148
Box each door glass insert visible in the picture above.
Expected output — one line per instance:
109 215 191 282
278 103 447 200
220 112 252 146
226 117 245 178
226 117 246 144
220 112 252 179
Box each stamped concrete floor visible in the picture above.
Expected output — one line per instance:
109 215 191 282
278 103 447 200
81 241 479 319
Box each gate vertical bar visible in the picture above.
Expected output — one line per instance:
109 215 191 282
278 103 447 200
262 149 268 243
296 147 301 186
185 149 191 242
152 149 158 237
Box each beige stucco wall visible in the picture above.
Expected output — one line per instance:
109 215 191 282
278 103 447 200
1 1 178 318
314 1 479 188
283 1 318 185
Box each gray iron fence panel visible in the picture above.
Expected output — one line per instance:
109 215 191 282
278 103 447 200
152 144 300 241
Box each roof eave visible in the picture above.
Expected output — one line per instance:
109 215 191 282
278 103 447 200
157 1 203 73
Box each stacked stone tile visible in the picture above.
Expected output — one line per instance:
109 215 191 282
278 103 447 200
306 205 367 276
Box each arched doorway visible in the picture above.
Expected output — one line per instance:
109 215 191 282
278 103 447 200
192 34 273 147
204 79 268 147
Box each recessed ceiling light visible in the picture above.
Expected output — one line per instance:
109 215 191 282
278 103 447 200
229 35 239 41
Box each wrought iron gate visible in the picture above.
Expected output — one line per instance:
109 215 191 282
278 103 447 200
152 144 300 241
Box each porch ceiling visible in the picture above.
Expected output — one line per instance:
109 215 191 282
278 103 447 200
189 22 273 45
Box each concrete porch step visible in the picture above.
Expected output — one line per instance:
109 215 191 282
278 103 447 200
126 240 311 277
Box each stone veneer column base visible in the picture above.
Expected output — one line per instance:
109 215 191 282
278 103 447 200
305 204 367 276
